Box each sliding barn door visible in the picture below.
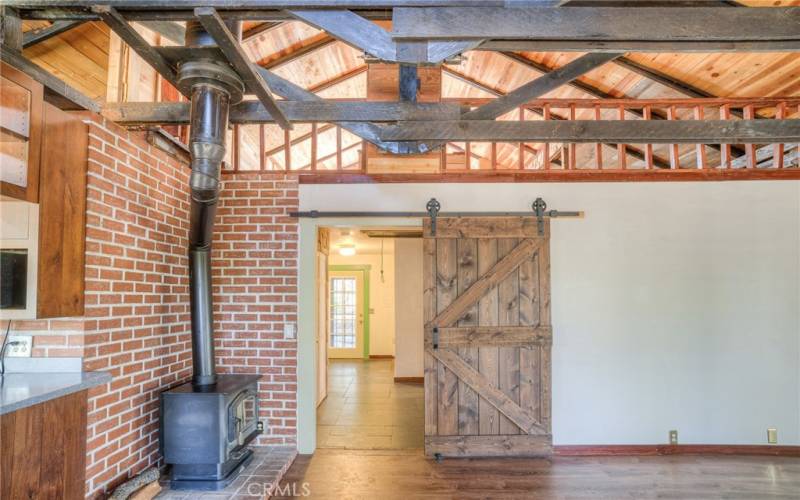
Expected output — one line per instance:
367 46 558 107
423 217 552 457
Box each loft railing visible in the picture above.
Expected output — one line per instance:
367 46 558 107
219 97 800 177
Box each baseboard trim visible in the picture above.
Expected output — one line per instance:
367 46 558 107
370 355 394 359
394 376 424 384
553 445 800 457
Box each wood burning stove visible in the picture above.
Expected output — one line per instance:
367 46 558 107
160 375 262 490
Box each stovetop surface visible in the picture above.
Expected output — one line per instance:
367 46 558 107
165 374 262 395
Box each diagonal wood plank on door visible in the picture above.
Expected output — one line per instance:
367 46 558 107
429 348 548 435
429 238 540 328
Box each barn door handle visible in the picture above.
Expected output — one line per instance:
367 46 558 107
426 198 441 236
432 326 439 349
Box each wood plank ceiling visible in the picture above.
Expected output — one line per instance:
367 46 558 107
16 1 800 171
21 20 110 101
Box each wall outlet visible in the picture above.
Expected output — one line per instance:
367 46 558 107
284 323 297 340
669 430 678 445
767 428 778 444
6 335 32 357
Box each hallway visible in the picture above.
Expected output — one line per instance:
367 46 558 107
317 359 424 450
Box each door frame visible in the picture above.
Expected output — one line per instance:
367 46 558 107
298 217 419 454
328 265 371 360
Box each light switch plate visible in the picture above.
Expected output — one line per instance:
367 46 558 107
6 335 32 357
284 323 297 340
669 430 678 445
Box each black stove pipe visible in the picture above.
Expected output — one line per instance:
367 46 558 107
184 21 242 386
187 84 229 386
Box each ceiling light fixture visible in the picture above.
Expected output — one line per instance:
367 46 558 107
338 244 356 257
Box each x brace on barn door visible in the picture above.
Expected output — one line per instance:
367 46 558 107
290 197 582 236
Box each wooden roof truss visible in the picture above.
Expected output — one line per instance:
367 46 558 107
1 1 799 179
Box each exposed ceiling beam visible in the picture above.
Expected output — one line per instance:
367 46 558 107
477 39 800 53
393 6 800 52
22 19 84 47
463 53 621 120
417 53 620 152
289 9 476 63
1 6 23 50
0 45 100 111
16 8 393 22
437 69 541 156
255 65 420 154
613 57 710 99
103 100 465 125
498 51 747 157
195 6 291 129
441 66 671 169
380 119 800 143
289 9 396 61
499 51 619 101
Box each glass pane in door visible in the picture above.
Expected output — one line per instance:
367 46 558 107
330 277 357 348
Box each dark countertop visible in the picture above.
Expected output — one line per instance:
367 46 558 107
0 371 111 415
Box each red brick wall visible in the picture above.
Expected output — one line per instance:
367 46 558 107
214 173 300 446
81 116 193 497
79 118 299 497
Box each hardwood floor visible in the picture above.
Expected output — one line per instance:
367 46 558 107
274 449 800 499
307 360 800 498
317 359 424 450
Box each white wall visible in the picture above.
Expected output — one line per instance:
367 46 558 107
300 181 800 447
394 239 424 379
329 243 396 357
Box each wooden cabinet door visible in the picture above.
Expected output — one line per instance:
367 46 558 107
0 62 43 203
37 103 88 318
0 391 87 499
423 217 552 457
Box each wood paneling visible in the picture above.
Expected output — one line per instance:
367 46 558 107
22 21 109 101
0 391 87 500
37 103 88 318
